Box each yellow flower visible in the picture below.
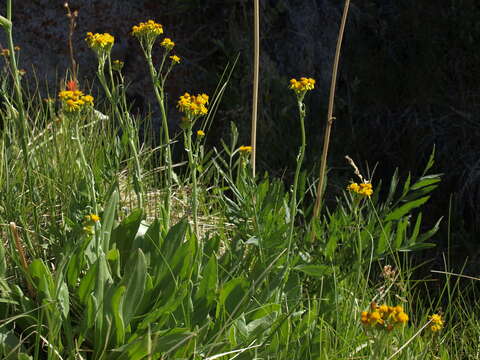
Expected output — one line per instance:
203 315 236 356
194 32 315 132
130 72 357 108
85 214 101 222
177 92 209 119
58 89 94 112
429 314 444 333
239 145 252 154
161 37 175 50
347 181 373 197
396 311 409 324
197 130 205 137
170 55 181 64
85 32 114 51
289 77 316 94
131 20 163 38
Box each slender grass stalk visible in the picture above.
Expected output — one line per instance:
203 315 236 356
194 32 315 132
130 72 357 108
250 0 260 177
313 0 351 218
2 0 40 255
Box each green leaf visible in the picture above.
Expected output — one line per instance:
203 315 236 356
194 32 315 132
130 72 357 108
385 196 430 222
394 218 408 249
417 217 443 244
217 277 249 317
78 260 98 304
57 281 70 318
29 259 53 299
111 285 126 346
101 190 119 251
112 208 143 260
410 175 441 190
152 328 194 354
293 264 332 278
195 254 218 306
409 213 422 244
400 243 436 252
121 249 147 325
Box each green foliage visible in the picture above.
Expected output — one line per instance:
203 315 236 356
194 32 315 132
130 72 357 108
0 3 478 359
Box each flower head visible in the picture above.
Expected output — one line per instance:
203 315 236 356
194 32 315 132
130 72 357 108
197 130 205 137
131 20 163 40
239 145 252 154
161 37 175 50
348 182 373 197
58 89 94 112
361 303 408 331
170 55 181 64
177 92 209 120
85 214 101 222
429 314 444 333
289 77 315 97
85 32 114 52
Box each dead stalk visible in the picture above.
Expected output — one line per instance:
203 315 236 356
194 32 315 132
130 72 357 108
313 0 351 218
250 0 260 177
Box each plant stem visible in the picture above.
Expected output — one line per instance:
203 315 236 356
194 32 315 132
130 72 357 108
4 0 40 254
287 100 306 258
313 0 351 218
184 127 198 237
146 55 173 227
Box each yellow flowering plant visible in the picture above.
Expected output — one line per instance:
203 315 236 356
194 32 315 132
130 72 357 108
178 92 209 236
132 19 182 226
58 90 94 113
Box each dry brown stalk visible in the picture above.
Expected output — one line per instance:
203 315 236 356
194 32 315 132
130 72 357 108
313 0 351 218
9 222 35 298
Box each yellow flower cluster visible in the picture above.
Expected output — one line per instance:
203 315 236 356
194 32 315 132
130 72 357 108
429 314 444 333
85 214 101 222
161 38 175 50
361 303 409 331
348 182 373 197
85 32 114 51
177 93 209 118
289 77 316 93
170 55 181 64
239 145 252 154
131 20 163 38
58 90 94 112
197 130 205 137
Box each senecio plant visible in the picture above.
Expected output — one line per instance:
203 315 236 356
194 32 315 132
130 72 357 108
177 92 209 236
132 20 181 225
287 77 315 253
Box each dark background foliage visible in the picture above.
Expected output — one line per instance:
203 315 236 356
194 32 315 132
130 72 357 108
4 0 480 272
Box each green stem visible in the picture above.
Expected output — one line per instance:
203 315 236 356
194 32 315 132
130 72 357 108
184 126 198 236
74 122 98 214
97 58 144 209
287 101 306 261
4 0 39 255
146 54 173 226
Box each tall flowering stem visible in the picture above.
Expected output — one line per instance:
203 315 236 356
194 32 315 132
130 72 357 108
132 20 178 226
86 31 145 209
178 93 209 237
287 78 315 257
